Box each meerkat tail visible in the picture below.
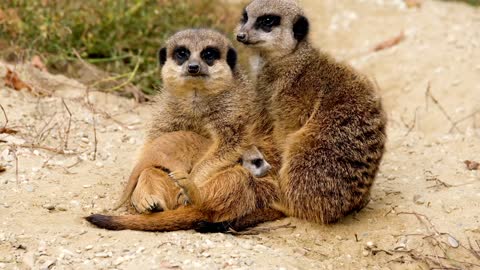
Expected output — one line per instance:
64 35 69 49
85 206 205 231
195 208 285 233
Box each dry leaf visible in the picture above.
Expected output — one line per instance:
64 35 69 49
0 165 5 173
464 160 480 171
373 32 405 52
4 68 33 91
0 127 18 134
31 55 47 71
404 0 422 8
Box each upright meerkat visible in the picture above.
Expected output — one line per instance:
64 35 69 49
235 0 387 224
86 29 282 231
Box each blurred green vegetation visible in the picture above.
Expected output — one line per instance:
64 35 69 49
442 0 480 6
0 0 242 96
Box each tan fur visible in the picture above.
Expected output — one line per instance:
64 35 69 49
86 29 283 231
237 0 387 224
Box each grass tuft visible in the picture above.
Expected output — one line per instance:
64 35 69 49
0 0 242 95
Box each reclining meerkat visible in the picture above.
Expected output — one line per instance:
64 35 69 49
233 0 387 224
86 29 282 231
120 131 272 213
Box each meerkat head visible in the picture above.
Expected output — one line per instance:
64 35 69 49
236 0 309 59
240 146 272 178
158 29 238 96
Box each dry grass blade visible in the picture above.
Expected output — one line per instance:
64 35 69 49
425 82 461 133
61 99 72 149
0 103 18 134
373 31 405 52
228 223 296 236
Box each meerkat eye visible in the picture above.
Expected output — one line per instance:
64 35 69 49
251 158 264 168
173 46 190 65
200 47 221 66
240 9 248 24
255 14 281 32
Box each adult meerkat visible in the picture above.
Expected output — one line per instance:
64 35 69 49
86 29 282 231
235 0 387 224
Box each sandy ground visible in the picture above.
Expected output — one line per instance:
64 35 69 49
1 0 480 269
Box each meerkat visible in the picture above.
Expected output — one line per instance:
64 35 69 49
86 29 282 231
119 131 272 213
233 0 387 224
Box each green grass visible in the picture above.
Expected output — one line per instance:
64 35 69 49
0 0 241 96
439 0 480 6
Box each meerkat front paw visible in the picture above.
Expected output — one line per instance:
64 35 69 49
130 167 180 213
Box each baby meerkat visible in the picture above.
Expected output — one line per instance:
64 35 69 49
235 0 387 224
86 29 281 231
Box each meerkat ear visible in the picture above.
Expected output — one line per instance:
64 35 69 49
226 47 237 70
293 15 309 42
158 47 167 66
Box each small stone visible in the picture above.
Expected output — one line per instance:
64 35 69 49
39 259 56 270
362 250 369 257
83 184 92 188
95 162 104 168
447 236 459 248
85 245 93 251
413 195 425 205
25 185 35 192
22 252 35 269
81 138 89 143
366 241 376 249
43 204 55 210
94 252 112 258
56 204 68 211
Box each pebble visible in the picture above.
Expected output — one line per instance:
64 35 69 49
95 162 104 168
22 252 35 269
413 194 425 205
447 236 459 248
94 252 112 258
56 204 68 211
85 245 93 251
362 250 369 257
42 204 55 210
83 184 92 188
24 185 35 192
39 259 56 270
366 241 376 249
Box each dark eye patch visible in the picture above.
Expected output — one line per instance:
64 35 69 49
240 9 248 24
251 159 264 168
173 46 190 65
254 14 281 32
200 47 221 66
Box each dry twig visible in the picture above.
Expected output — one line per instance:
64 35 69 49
425 82 461 133
228 223 296 236
61 99 72 149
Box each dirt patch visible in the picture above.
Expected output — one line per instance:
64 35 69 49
1 0 480 269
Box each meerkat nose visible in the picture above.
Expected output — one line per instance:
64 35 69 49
236 32 247 42
188 64 200 74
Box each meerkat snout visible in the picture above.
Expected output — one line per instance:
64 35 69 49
187 63 201 74
236 32 248 43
